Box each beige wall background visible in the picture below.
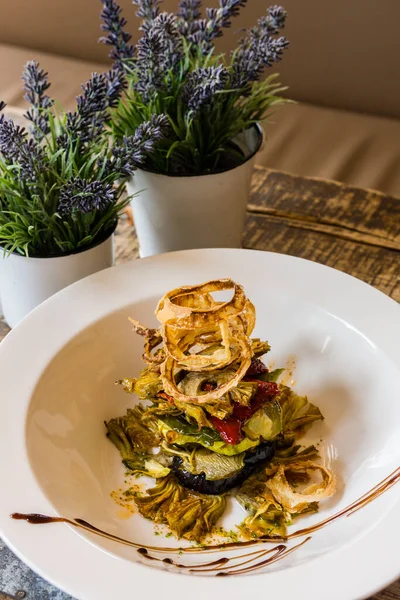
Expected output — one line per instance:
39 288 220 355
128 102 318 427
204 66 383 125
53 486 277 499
0 0 399 120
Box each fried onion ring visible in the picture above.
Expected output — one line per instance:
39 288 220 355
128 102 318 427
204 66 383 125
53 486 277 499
131 280 259 403
153 280 257 402
266 462 336 513
160 334 252 403
155 279 248 329
162 320 238 371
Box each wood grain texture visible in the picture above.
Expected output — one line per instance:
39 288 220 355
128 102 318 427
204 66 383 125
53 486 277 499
114 213 139 263
249 167 400 250
0 168 398 600
244 213 400 302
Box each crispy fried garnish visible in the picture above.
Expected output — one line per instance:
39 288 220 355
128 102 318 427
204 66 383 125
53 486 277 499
266 461 336 514
129 318 164 365
155 279 256 403
125 280 270 406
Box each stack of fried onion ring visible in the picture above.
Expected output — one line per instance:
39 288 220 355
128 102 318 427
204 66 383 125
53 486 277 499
151 279 256 404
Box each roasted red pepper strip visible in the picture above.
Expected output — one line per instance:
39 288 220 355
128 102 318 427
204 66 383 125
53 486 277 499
232 381 279 421
209 416 243 445
209 381 279 444
245 358 268 377
159 381 279 445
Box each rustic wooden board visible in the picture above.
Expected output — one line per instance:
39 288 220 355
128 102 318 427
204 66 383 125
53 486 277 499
243 213 400 302
114 213 139 262
249 167 400 251
0 168 399 600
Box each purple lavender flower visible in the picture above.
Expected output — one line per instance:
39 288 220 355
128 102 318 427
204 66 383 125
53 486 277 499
105 68 127 108
22 61 54 141
77 73 108 120
133 0 161 23
61 70 125 145
0 101 6 112
22 61 52 104
178 0 202 22
189 0 247 53
100 0 135 71
104 114 169 177
183 66 230 113
135 13 184 100
135 24 165 98
177 0 202 35
231 6 289 89
0 117 25 162
58 178 116 216
266 5 287 32
0 114 45 182
156 12 184 66
206 0 246 31
232 36 289 88
248 5 287 41
66 73 109 143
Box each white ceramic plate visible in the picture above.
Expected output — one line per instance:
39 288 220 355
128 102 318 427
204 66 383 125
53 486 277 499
0 249 399 600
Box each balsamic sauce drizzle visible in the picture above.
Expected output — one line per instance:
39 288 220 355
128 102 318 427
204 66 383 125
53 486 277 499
11 466 400 576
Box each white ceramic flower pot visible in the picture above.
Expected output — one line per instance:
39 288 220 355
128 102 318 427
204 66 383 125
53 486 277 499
0 232 115 328
127 124 263 258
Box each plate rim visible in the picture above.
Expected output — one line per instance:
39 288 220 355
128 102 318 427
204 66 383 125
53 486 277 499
0 248 399 600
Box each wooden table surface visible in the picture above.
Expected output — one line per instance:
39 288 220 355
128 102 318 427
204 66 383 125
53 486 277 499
0 167 399 600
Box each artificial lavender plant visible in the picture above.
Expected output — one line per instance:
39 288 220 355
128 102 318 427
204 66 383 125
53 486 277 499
100 0 290 175
0 62 168 256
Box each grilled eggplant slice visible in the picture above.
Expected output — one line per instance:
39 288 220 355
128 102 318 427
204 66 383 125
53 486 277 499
171 441 276 494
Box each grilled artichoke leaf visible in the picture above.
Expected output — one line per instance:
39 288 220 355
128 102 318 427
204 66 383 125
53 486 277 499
105 406 167 477
242 399 282 441
278 385 323 442
135 475 226 542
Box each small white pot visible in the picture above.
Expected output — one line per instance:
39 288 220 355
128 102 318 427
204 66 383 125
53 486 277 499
0 232 115 328
127 124 263 258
